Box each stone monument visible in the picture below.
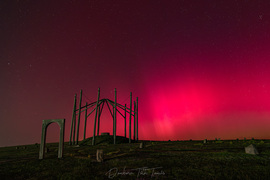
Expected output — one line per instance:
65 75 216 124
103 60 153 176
245 144 259 155
96 149 104 162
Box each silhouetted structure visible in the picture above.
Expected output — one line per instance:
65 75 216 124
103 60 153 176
69 88 138 145
39 119 65 159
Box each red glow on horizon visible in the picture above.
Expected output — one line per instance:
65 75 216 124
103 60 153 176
138 49 270 141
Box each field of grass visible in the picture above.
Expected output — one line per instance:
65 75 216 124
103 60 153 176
1 136 270 179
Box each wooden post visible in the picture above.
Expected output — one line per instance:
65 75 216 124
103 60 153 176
83 102 88 140
124 104 126 138
112 104 114 134
72 94 77 145
69 94 77 145
97 105 100 136
136 97 138 141
129 92 132 143
112 101 114 138
92 88 100 145
76 90 82 145
97 101 104 136
113 88 117 144
134 101 136 141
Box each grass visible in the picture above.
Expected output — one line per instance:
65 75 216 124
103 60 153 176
1 136 270 179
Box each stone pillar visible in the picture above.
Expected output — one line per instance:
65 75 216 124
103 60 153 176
139 142 144 149
96 149 104 162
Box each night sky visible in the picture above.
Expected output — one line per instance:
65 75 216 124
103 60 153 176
1 1 270 147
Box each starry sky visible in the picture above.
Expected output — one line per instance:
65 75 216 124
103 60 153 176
1 1 270 147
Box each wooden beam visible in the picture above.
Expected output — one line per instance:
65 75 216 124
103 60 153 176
92 88 100 145
114 88 117 144
69 94 76 145
83 102 88 140
136 97 138 141
75 90 82 145
129 92 132 143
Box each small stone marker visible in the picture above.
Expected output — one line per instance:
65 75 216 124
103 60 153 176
16 147 19 149
203 139 207 144
245 144 259 155
96 149 104 162
139 142 144 149
22 146 26 149
45 147 49 153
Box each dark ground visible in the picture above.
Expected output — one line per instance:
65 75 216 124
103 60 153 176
1 136 270 179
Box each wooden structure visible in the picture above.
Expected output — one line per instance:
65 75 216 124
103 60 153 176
69 88 138 145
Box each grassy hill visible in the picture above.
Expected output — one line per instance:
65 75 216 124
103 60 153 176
79 135 134 146
1 136 270 179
